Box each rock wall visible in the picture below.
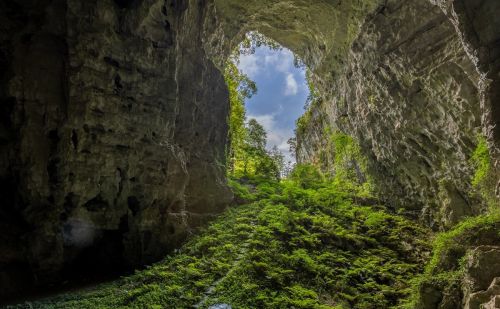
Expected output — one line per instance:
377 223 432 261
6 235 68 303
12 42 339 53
433 0 500 162
214 0 499 228
295 0 500 228
0 0 231 296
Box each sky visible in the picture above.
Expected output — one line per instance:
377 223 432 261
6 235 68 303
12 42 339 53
237 46 309 163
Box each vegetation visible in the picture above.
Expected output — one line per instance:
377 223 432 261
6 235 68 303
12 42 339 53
236 32 282 57
27 166 431 309
224 60 255 176
296 69 374 198
402 213 500 308
224 34 286 180
470 135 491 187
323 131 374 197
469 134 499 210
296 69 321 136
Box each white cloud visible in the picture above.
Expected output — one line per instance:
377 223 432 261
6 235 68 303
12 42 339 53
264 52 279 66
276 50 295 73
264 49 294 73
237 54 260 78
248 114 275 133
284 73 299 96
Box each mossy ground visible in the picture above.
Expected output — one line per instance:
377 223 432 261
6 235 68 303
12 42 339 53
14 177 432 309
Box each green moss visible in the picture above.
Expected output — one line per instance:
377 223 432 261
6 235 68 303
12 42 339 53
470 135 491 187
468 134 500 210
295 109 313 136
289 163 325 189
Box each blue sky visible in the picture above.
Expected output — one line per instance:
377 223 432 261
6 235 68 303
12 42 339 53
237 46 309 162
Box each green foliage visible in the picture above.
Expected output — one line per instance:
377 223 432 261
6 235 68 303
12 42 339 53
295 112 310 136
233 118 283 180
225 60 252 175
224 35 286 181
470 135 491 187
327 131 374 197
294 131 374 198
304 69 321 111
289 163 325 189
236 31 282 58
228 178 256 203
402 213 500 308
36 175 431 309
425 213 500 274
246 119 267 150
468 134 499 210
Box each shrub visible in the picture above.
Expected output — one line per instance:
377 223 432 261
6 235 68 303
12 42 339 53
289 163 325 189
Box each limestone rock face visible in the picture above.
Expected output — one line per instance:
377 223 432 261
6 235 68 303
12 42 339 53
463 247 500 309
293 0 500 228
433 0 500 165
419 245 500 309
0 0 231 296
213 0 500 228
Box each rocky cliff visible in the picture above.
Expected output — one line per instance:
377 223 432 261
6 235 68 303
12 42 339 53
0 0 499 305
0 0 232 296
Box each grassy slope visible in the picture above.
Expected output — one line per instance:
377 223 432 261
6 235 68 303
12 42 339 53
13 179 431 309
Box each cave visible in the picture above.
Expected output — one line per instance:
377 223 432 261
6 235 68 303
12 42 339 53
0 0 499 307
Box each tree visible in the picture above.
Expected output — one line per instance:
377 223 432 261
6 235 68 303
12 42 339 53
282 160 294 178
287 137 297 160
236 31 282 58
225 31 290 180
254 145 285 180
246 119 267 151
268 146 285 179
225 61 257 175
289 164 324 189
240 119 266 175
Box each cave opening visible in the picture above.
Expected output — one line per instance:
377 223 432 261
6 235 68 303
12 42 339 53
1 0 500 306
225 32 314 178
235 33 309 164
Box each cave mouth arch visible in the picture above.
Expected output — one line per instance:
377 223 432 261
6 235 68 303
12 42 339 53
0 0 499 302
